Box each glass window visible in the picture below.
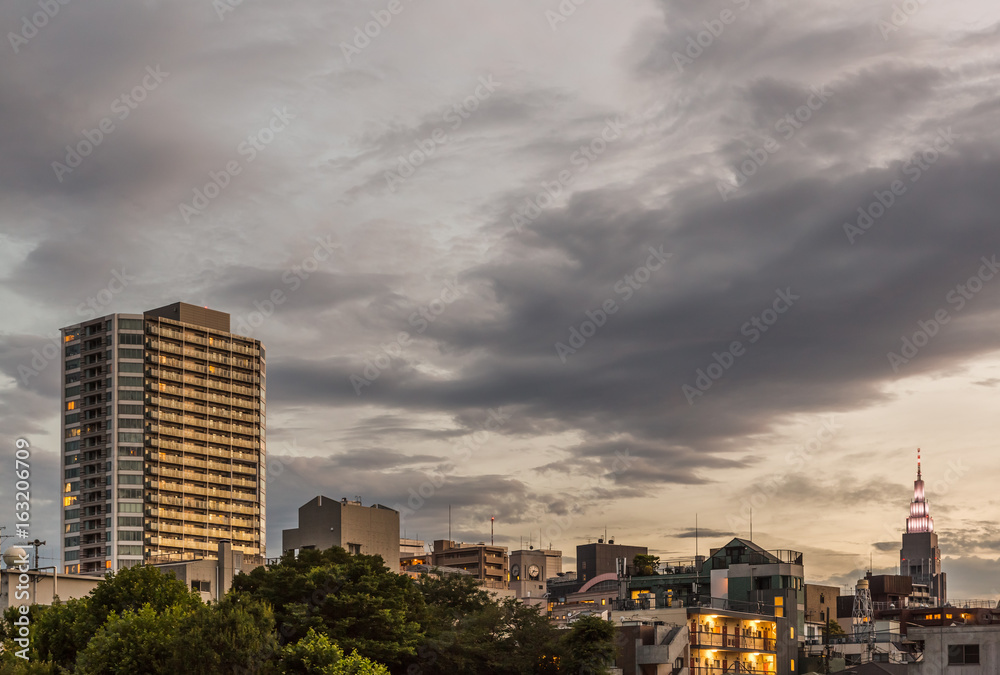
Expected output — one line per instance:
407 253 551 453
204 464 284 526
119 319 144 330
117 530 143 541
948 645 980 665
118 503 143 513
118 447 143 457
118 475 142 484
119 348 143 359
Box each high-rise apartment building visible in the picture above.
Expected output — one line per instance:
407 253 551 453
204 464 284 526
61 302 265 575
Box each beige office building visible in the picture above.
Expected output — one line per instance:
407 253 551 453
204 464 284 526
61 302 266 574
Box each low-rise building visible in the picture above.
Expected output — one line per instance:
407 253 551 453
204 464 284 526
510 547 561 607
910 623 1000 674
282 496 399 568
613 604 798 675
430 540 508 589
1 540 253 608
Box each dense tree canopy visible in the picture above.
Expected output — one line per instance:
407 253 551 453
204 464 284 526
1 547 616 675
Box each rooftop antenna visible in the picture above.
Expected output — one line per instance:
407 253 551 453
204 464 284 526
695 513 699 561
491 516 494 546
448 505 452 542
750 508 753 541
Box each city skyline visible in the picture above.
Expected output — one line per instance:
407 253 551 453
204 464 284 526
1 0 999 601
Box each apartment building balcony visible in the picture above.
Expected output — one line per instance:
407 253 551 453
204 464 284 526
690 630 776 652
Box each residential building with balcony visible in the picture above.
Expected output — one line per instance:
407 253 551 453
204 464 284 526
430 540 508 589
613 603 797 675
60 302 265 574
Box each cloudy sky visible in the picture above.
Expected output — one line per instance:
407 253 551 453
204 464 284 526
1 0 999 599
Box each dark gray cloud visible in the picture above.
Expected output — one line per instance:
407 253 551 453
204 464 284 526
2 0 998 599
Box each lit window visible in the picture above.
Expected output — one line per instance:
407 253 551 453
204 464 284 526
67 401 76 410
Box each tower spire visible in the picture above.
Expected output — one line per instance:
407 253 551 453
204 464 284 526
906 447 934 534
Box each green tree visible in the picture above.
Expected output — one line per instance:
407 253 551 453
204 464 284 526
75 604 183 675
278 629 389 674
233 548 425 670
75 594 277 675
632 554 660 577
28 564 202 669
559 615 617 675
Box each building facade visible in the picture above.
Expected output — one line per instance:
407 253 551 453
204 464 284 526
282 496 400 567
510 547 562 602
60 303 266 574
614 605 797 675
910 624 1000 674
900 449 946 606
430 540 508 589
577 541 648 584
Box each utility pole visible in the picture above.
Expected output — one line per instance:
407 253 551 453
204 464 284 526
29 539 46 570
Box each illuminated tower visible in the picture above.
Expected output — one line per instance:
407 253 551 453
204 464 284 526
900 449 946 605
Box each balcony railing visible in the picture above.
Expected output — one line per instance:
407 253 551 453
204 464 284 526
690 630 775 652
709 549 803 569
689 596 778 616
689 666 773 675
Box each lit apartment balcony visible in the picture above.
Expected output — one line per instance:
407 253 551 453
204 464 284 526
148 479 257 502
690 630 776 652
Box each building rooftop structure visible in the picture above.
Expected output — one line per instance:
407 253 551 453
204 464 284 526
282 496 399 569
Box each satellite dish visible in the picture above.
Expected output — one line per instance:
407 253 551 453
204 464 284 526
3 546 27 569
